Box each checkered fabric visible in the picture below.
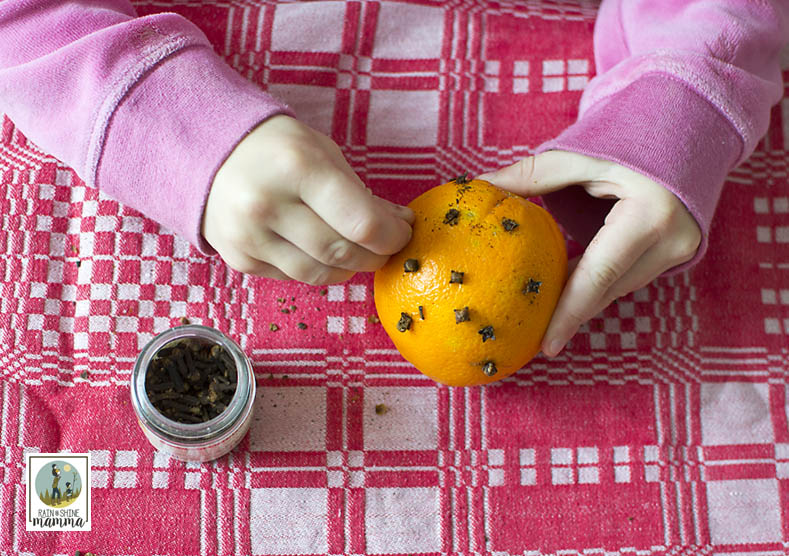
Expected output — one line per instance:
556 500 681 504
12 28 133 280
2 1 789 554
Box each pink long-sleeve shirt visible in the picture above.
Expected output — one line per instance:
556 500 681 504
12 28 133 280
1 1 787 268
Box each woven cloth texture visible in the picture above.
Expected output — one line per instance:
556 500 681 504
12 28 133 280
2 1 789 554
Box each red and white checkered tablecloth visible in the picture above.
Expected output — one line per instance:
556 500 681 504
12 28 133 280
2 1 789 554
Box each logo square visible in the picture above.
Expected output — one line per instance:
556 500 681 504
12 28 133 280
26 452 91 531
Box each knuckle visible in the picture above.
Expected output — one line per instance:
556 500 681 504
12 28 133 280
672 228 702 264
222 254 259 276
323 238 356 268
305 268 333 286
274 140 315 174
519 155 538 183
220 224 253 251
649 207 671 230
585 260 621 292
650 208 676 241
244 189 277 221
564 306 590 329
642 220 665 248
347 214 378 245
290 261 332 286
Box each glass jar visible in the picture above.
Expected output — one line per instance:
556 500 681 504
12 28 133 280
130 324 256 462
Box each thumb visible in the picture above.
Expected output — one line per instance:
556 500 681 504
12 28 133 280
477 150 612 197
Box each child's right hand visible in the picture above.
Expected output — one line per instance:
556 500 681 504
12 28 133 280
202 115 414 284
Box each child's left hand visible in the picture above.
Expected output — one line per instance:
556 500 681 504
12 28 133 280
478 150 702 357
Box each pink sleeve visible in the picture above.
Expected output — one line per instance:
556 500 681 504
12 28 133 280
537 0 789 273
0 1 293 253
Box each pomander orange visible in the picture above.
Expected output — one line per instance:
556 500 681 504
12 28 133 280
373 176 567 386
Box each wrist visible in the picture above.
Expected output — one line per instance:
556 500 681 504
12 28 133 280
96 45 294 255
538 73 742 273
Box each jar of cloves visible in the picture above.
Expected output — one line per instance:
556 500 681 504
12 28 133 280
130 324 256 462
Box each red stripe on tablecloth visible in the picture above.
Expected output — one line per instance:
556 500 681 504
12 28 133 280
347 487 365 553
346 385 364 450
326 387 344 450
234 486 252 556
201 489 218 556
327 487 345 554
765 102 785 151
371 75 439 89
372 59 441 72
351 89 370 147
705 462 776 481
250 451 325 467
703 443 774 461
332 88 352 147
269 51 338 67
251 470 326 488
364 450 438 467
358 2 378 57
365 469 439 487
268 69 337 87
770 383 789 443
693 477 712 545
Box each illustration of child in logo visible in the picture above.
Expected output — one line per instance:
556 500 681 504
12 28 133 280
51 464 62 502
36 460 81 508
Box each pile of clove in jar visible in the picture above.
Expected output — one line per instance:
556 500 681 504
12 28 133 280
144 338 238 423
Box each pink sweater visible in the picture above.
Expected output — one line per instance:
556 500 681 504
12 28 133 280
0 1 786 267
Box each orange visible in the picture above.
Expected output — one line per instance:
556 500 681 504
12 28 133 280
373 177 567 386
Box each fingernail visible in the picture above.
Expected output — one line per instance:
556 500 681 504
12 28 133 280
394 204 415 223
547 339 565 357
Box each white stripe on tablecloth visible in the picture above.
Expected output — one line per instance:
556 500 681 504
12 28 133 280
675 478 686 544
254 7 265 52
224 6 235 57
234 488 241 556
659 481 670 546
686 381 693 446
217 485 223 556
253 348 327 355
239 6 251 56
669 383 678 445
253 360 325 367
17 383 26 446
653 384 663 445
447 387 454 452
200 488 206 556
363 361 415 367
1 381 8 446
465 382 473 552
691 479 701 544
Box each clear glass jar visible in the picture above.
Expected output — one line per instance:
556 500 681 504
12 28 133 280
130 324 256 462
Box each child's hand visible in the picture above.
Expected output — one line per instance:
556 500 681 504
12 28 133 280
478 150 701 356
202 115 414 284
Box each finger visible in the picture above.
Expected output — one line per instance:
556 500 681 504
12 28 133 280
587 232 700 318
300 168 413 257
246 230 357 285
477 151 613 197
567 255 580 276
380 197 416 225
267 202 391 272
334 163 416 225
540 199 660 356
217 250 293 281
